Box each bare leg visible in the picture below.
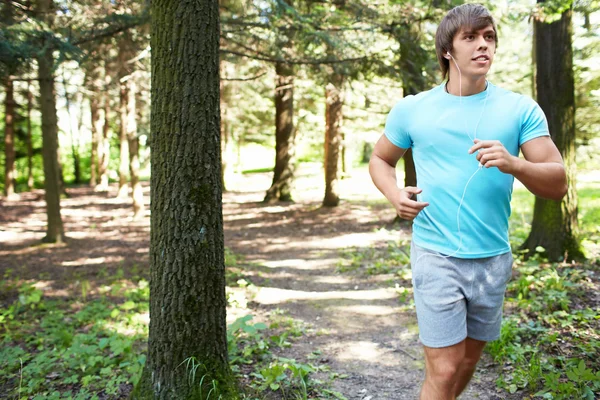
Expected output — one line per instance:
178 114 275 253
420 340 465 400
453 337 486 397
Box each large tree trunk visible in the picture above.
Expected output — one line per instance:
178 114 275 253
36 0 64 244
264 62 295 203
523 4 583 261
323 76 344 207
3 76 17 199
132 0 235 398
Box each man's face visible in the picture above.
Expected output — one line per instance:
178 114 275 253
450 25 496 78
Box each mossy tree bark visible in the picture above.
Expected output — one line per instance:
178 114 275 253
36 0 64 244
522 3 584 262
132 0 236 398
323 75 344 207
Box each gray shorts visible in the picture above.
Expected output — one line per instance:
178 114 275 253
410 242 513 348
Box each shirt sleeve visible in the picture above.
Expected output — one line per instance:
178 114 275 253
384 97 414 149
519 97 550 146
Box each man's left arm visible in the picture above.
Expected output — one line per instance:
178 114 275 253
469 137 567 201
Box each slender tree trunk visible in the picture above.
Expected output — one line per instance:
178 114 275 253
323 76 344 207
125 78 145 218
264 62 295 202
532 22 537 100
132 1 235 398
36 0 64 243
3 77 17 198
88 64 105 188
62 69 81 185
341 131 346 175
117 82 129 198
220 60 232 192
89 89 101 187
97 69 111 191
27 81 34 190
523 4 583 261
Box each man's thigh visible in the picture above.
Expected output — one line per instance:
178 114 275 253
411 243 470 348
466 251 513 342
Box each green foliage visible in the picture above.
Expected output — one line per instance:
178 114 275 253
486 256 600 398
0 279 149 399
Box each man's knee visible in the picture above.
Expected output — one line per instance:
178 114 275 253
428 360 461 385
461 355 480 370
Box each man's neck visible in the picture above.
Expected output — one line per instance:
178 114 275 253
446 73 487 96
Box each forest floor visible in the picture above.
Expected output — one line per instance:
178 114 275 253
221 165 512 400
1 163 596 399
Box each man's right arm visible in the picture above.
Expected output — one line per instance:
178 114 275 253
369 134 429 220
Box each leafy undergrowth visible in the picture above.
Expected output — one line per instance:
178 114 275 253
0 252 345 400
0 278 148 399
487 253 600 399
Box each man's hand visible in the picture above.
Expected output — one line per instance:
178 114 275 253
394 186 429 220
469 139 518 174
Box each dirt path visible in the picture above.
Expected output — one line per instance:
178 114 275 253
223 169 506 400
0 165 508 399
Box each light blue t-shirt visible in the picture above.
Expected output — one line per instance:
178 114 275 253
384 82 549 258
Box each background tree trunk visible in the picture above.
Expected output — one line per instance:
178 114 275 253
88 65 104 187
391 22 426 223
3 77 17 198
523 3 583 261
220 60 234 192
27 81 34 190
399 22 426 190
323 76 344 207
62 70 82 185
36 0 64 243
264 61 295 202
125 78 144 218
117 82 129 198
132 0 235 398
97 67 111 191
89 92 101 187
